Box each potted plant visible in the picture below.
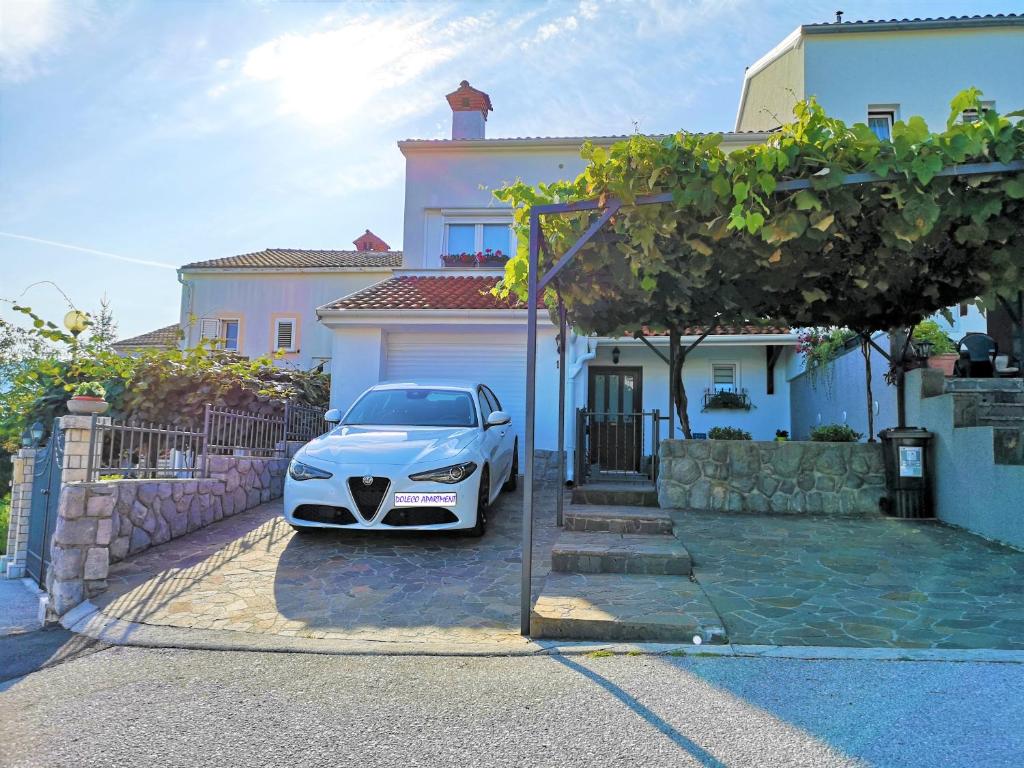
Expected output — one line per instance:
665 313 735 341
67 381 110 415
775 429 789 442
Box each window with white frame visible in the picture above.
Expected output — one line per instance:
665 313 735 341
274 318 297 352
711 363 737 392
200 318 239 351
961 101 995 123
443 220 513 257
867 108 897 140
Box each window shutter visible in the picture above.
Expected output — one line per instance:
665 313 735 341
200 318 219 339
276 320 294 351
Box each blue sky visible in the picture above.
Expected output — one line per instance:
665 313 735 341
2 0 1021 339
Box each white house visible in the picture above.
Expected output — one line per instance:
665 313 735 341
318 81 799 474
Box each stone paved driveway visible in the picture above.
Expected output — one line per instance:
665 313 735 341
673 511 1024 649
94 485 557 646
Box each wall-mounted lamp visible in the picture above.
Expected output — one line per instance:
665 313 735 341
23 420 45 448
611 346 620 365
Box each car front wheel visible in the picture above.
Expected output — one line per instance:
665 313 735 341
465 467 489 537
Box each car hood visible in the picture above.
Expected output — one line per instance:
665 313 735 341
299 426 481 468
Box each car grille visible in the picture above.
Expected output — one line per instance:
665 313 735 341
382 507 458 527
347 476 390 521
293 505 357 525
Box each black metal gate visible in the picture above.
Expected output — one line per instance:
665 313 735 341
26 422 65 587
575 408 660 486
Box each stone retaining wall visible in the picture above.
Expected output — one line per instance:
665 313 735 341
48 456 287 616
658 440 885 516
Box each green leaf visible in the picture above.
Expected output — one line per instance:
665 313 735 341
745 212 765 234
732 181 749 203
794 189 821 211
1004 178 1024 199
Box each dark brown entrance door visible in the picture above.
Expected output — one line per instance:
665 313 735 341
587 366 643 472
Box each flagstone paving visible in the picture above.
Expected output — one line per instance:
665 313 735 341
94 484 558 646
671 511 1024 649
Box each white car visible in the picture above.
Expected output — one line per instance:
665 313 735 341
284 381 518 536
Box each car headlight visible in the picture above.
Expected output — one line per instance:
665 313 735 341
288 460 333 481
409 461 477 484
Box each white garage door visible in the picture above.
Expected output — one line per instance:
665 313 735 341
385 332 526 451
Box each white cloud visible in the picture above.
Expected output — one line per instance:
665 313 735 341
578 1 600 21
0 0 87 82
239 11 481 127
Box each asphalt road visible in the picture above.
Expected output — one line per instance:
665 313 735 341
1 645 1022 768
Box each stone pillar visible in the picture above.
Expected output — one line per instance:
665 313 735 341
47 483 115 618
3 448 38 579
58 414 109 483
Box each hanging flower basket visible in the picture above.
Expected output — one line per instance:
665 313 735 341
441 249 510 268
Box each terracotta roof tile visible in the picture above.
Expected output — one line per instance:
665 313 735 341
325 275 523 311
182 248 402 270
111 324 182 350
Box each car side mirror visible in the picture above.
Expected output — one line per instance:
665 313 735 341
486 410 511 428
324 408 342 423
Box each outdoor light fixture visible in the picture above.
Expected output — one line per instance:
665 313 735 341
20 428 32 448
63 309 89 336
612 346 620 364
29 421 45 447
916 340 934 361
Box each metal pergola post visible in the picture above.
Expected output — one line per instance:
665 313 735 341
517 157 1024 636
556 295 567 528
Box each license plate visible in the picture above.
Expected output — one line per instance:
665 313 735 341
394 492 457 507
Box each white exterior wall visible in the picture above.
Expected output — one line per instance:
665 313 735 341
587 340 795 441
180 269 391 369
803 28 1024 129
400 136 765 269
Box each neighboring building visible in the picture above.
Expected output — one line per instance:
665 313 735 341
737 12 1024 344
177 237 401 370
110 324 182 355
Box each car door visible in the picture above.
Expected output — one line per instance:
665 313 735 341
476 388 503 498
482 385 514 480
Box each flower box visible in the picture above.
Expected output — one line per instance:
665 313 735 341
441 250 510 268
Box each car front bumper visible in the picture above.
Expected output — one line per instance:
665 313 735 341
284 463 481 531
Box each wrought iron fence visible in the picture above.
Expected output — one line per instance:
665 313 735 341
202 405 285 460
574 408 660 486
85 401 327 481
87 418 205 480
284 402 330 441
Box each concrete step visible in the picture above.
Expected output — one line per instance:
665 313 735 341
531 572 725 643
978 402 1024 419
551 530 692 576
564 504 674 535
945 378 1024 394
571 483 658 508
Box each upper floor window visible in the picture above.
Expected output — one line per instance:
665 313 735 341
712 363 737 392
442 218 513 267
274 318 297 353
867 108 896 141
200 317 239 351
962 101 995 123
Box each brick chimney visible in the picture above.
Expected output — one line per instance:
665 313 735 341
353 229 390 252
446 80 492 140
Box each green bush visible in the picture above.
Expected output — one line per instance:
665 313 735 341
809 423 863 442
708 426 752 440
0 494 8 556
0 306 330 452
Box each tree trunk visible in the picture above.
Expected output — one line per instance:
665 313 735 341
861 335 876 442
669 325 714 440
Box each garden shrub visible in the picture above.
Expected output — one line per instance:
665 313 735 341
707 426 752 440
809 424 863 442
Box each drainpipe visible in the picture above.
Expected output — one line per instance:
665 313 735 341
177 270 193 349
565 336 596 481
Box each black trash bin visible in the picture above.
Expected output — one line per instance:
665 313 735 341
879 427 934 518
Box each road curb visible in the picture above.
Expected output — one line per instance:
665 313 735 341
68 609 1024 663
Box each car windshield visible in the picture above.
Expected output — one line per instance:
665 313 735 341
343 389 478 428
